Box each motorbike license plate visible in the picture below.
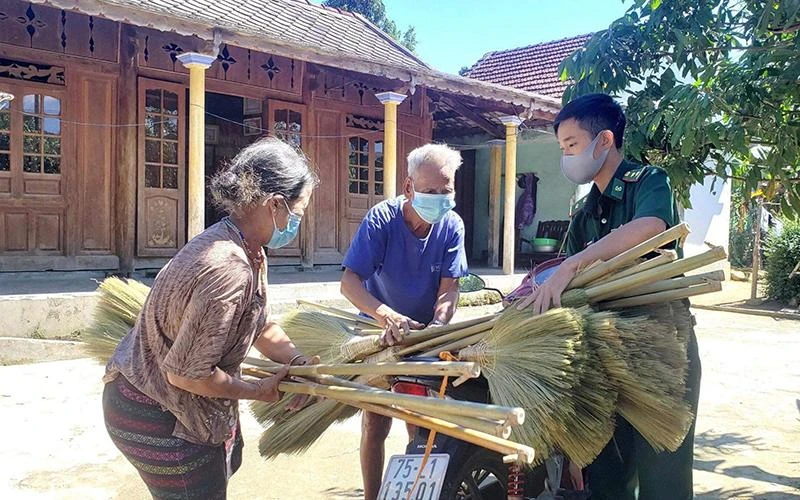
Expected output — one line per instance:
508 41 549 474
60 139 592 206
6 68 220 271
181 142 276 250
378 453 449 500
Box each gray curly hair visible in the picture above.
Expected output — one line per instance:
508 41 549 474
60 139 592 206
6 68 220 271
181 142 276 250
209 137 318 214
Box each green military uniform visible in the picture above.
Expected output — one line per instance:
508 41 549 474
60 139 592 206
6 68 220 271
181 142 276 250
567 160 701 500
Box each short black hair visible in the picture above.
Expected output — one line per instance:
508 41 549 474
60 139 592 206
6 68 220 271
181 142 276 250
553 93 626 149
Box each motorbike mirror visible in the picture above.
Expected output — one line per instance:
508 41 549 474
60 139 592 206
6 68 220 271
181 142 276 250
458 273 487 294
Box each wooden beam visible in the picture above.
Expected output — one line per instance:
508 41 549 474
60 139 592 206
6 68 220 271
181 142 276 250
440 96 505 139
487 140 504 268
500 117 523 275
115 26 138 274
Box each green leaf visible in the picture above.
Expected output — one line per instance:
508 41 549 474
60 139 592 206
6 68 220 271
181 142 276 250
660 68 676 92
650 0 662 10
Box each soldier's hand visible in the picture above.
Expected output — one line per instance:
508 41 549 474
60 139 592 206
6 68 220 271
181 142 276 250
517 261 578 315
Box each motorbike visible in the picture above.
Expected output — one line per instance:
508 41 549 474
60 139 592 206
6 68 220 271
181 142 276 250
377 261 591 499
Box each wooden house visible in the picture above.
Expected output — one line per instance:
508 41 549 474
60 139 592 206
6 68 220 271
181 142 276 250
0 0 560 274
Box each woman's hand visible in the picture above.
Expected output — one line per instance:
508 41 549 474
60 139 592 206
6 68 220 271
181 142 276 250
252 365 290 402
286 354 321 412
516 258 579 316
376 305 424 346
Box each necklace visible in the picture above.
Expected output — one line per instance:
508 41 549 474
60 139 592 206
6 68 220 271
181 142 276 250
225 218 264 269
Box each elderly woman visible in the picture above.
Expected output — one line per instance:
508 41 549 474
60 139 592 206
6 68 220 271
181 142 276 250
102 137 317 499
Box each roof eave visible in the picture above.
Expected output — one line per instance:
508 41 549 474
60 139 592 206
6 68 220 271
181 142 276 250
32 0 560 118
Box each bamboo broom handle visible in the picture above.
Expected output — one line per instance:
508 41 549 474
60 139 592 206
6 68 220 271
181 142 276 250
419 332 488 358
568 223 690 289
609 270 725 300
600 281 723 308
397 320 496 357
273 379 524 424
399 315 497 345
243 357 481 379
302 374 512 438
583 246 727 303
588 250 678 287
296 300 382 328
357 402 535 464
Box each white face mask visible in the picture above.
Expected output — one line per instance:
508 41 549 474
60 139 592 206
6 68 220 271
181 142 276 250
560 133 610 185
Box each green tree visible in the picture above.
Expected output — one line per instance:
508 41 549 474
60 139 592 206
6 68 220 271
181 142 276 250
323 0 418 52
559 0 800 213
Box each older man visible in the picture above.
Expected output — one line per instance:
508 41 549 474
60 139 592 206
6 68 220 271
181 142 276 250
340 143 468 500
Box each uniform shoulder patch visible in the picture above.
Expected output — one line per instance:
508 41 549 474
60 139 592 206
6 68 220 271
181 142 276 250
570 195 588 216
622 166 646 182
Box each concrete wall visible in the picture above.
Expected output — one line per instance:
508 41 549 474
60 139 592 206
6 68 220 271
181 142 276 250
460 132 573 261
682 175 732 273
0 292 97 339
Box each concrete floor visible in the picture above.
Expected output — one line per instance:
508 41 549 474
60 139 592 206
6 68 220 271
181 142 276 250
1 309 798 499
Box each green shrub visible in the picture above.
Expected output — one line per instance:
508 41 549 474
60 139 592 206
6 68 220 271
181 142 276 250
764 218 800 304
729 207 755 268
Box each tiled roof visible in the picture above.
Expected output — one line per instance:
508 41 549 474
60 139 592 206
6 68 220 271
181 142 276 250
38 0 563 116
85 0 428 70
464 34 592 99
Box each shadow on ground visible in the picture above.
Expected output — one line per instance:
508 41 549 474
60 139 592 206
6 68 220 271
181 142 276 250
696 488 800 500
694 430 800 494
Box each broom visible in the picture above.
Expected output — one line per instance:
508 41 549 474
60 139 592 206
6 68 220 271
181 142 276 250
584 308 693 451
83 276 149 361
567 222 690 289
558 246 727 308
459 307 617 467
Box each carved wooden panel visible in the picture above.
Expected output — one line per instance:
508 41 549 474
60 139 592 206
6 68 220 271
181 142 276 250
0 2 117 61
0 58 64 85
136 28 202 75
143 196 179 249
76 72 115 253
136 78 186 257
207 45 302 95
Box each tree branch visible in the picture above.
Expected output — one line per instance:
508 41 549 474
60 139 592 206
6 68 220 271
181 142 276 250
768 22 800 35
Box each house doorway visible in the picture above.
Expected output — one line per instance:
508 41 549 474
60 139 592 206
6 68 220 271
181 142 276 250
454 148 476 262
203 92 262 228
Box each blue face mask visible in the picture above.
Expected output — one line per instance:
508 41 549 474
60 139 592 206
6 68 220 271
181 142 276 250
266 198 302 249
411 186 456 224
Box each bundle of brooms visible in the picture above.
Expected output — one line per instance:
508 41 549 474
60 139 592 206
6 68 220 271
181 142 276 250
260 222 726 467
84 222 726 468
83 277 537 464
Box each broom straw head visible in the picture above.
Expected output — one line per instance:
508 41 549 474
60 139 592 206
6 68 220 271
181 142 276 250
584 308 693 451
461 306 617 466
278 310 361 364
83 277 150 363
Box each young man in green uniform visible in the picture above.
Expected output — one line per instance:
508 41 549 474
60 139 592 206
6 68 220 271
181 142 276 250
521 93 700 499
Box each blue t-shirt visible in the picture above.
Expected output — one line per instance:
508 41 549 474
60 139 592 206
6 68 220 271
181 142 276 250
342 197 468 325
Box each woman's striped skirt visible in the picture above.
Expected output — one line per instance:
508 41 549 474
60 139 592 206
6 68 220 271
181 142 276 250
102 375 243 500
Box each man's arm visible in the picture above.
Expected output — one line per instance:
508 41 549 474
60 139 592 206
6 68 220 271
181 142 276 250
430 277 459 326
520 216 666 314
340 268 423 345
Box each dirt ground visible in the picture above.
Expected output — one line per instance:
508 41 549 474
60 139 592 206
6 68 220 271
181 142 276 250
1 308 798 500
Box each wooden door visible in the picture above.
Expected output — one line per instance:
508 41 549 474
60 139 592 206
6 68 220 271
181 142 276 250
136 78 186 257
0 80 69 258
454 149 476 260
342 132 384 251
266 99 307 259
